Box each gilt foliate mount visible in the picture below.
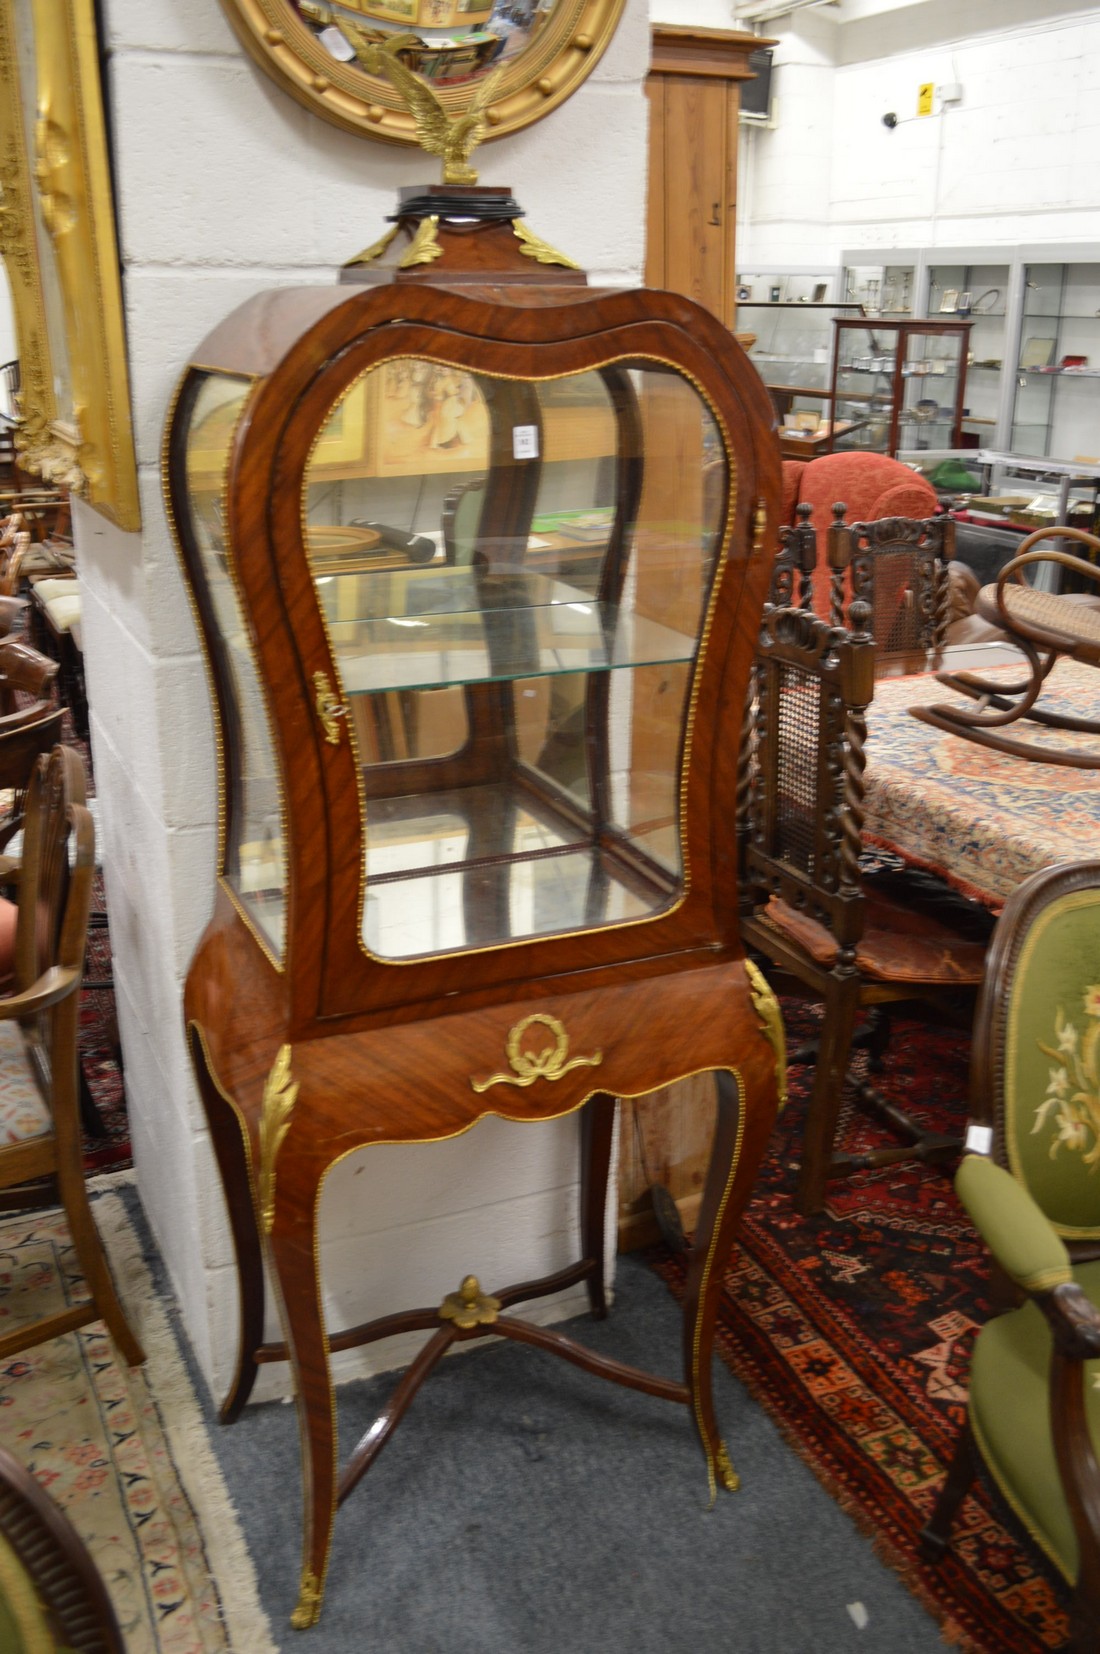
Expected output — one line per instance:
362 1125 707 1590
348 32 503 186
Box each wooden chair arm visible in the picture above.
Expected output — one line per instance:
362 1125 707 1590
1036 1279 1100 1361
0 962 82 1018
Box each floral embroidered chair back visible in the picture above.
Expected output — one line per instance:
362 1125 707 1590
976 857 1100 1240
922 859 1100 1641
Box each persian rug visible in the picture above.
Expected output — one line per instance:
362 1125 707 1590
866 658 1100 906
649 1000 1073 1654
0 1176 274 1652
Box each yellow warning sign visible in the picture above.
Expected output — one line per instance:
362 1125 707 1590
917 83 934 116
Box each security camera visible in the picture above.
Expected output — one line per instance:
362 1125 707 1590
882 112 898 129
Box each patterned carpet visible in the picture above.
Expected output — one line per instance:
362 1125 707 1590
649 999 1073 1654
0 1184 273 1651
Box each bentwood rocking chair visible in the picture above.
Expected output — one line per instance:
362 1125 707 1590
912 525 1100 766
740 603 989 1214
921 859 1100 1652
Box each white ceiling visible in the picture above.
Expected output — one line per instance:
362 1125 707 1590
732 0 927 21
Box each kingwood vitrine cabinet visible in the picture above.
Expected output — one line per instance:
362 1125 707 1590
165 189 783 1628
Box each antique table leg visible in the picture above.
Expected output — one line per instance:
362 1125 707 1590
796 980 861 1216
682 1054 779 1498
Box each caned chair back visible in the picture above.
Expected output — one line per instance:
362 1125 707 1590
970 857 1100 1245
742 602 875 955
827 511 952 672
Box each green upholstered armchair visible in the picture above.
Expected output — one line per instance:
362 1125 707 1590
921 858 1100 1652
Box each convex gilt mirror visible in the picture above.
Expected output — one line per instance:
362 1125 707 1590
218 0 625 147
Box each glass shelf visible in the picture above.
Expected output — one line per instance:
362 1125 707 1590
362 781 667 957
313 568 695 694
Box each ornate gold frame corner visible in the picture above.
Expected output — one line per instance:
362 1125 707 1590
0 0 140 531
218 0 626 148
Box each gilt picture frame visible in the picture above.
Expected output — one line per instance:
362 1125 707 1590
0 0 140 531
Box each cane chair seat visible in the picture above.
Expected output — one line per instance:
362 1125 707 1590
984 578 1100 649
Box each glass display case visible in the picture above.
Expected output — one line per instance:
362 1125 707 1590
842 262 916 318
829 317 972 457
1011 261 1100 458
165 189 784 1629
739 299 866 456
926 262 1010 446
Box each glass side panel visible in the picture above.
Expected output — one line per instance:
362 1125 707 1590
927 264 1007 444
899 329 963 452
1011 263 1100 459
833 323 899 452
182 372 287 958
843 264 914 317
304 356 728 961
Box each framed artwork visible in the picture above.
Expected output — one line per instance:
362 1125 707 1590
938 288 959 313
1021 336 1056 369
310 361 491 479
0 0 140 530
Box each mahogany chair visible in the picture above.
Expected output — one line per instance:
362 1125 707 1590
0 640 63 851
740 602 989 1213
0 746 142 1367
0 1443 122 1652
921 859 1100 1652
826 508 952 676
913 525 1100 766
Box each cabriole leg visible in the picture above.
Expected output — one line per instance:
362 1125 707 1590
188 1026 265 1421
683 1055 779 1499
266 1165 336 1631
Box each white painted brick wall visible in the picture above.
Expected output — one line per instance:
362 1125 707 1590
84 0 650 1401
738 4 1100 265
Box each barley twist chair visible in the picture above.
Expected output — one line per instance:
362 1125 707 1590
827 508 952 676
921 858 1100 1652
740 602 988 1213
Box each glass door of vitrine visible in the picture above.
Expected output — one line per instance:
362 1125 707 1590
297 354 726 964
